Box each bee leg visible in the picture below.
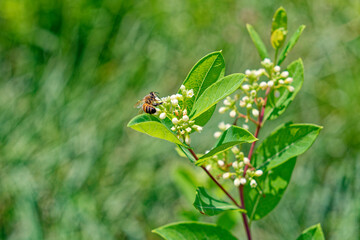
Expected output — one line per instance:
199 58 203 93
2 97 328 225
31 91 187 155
153 102 163 106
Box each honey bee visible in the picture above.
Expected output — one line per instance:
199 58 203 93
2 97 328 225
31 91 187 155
135 92 162 114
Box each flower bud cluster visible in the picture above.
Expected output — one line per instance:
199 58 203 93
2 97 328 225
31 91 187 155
157 85 202 145
217 146 264 188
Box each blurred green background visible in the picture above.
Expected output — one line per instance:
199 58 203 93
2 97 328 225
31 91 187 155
0 0 359 239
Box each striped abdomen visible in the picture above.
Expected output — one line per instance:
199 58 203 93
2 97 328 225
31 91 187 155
143 104 156 114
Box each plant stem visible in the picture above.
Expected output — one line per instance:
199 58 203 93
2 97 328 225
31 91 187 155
187 148 244 209
238 88 270 240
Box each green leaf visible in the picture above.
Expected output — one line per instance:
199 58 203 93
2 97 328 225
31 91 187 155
277 25 306 65
264 58 304 121
296 224 325 240
271 7 287 49
196 126 257 166
271 28 287 49
181 51 225 113
152 222 237 240
176 145 203 163
193 187 245 216
127 114 186 147
246 24 269 60
193 104 216 126
244 157 296 221
254 123 322 170
190 74 245 119
271 7 287 33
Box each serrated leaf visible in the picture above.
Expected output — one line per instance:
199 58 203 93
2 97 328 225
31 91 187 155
196 126 257 166
152 222 237 240
181 52 225 113
244 157 296 221
272 7 287 33
246 24 269 60
193 187 245 216
190 74 245 119
296 224 325 240
254 123 322 170
127 114 186 147
278 25 306 65
264 58 304 121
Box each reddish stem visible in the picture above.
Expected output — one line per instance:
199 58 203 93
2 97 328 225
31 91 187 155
238 88 270 240
188 148 243 209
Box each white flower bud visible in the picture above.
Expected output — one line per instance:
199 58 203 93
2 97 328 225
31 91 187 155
234 178 241 187
246 103 252 109
242 84 250 91
229 110 236 118
171 126 176 131
255 170 263 176
170 94 177 100
223 173 231 179
219 107 227 114
187 89 194 98
243 157 250 165
171 99 178 106
185 134 191 144
250 179 257 188
214 131 222 138
275 90 280 98
176 93 183 100
186 127 192 133
274 65 281 72
279 80 284 85
206 165 212 171
223 99 231 106
288 86 295 92
259 81 267 90
225 124 232 129
180 130 185 135
262 58 271 64
242 96 249 102
218 121 226 130
194 125 203 132
240 178 247 185
242 124 249 130
267 80 274 87
239 101 246 107
231 146 240 154
217 160 225 167
172 118 179 125
239 161 244 168
182 115 189 122
180 85 186 91
285 77 293 84
252 109 259 117
232 161 239 169
245 69 251 75
159 112 167 119
281 71 289 78
250 90 257 96
256 68 265 76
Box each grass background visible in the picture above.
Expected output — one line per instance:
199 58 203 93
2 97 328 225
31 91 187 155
0 0 359 239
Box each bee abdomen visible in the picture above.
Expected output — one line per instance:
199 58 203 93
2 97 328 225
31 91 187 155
144 104 156 114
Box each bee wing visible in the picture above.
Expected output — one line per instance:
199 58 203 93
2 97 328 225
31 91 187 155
134 100 144 108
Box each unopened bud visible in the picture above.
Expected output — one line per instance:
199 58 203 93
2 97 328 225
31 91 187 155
280 71 289 78
217 160 225 167
255 170 263 176
219 107 227 114
234 178 241 187
172 118 179 125
274 66 281 72
250 179 257 188
252 109 259 117
214 131 222 138
206 164 212 171
240 178 247 185
229 110 236 118
182 115 189 122
243 157 250 165
288 86 295 92
239 101 246 107
285 77 293 84
268 80 274 87
231 146 240 154
259 81 267 90
242 84 250 91
223 173 231 179
171 99 178 106
232 161 239 169
180 85 186 91
159 112 166 119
